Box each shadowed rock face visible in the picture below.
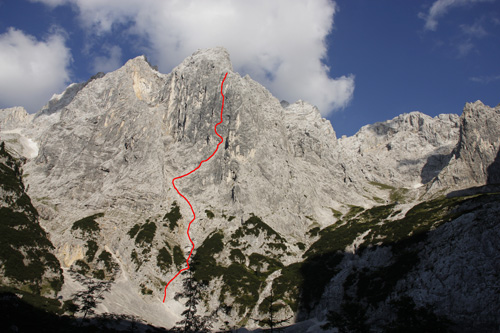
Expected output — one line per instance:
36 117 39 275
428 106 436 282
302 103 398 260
487 149 500 184
427 101 500 193
0 47 499 330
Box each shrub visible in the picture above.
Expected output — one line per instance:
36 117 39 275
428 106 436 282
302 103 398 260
73 260 90 275
205 209 215 219
86 240 98 262
130 249 141 269
173 246 184 268
157 247 172 270
163 202 182 231
135 221 157 245
330 208 343 219
128 224 140 238
231 215 285 243
307 227 320 237
248 253 283 273
191 232 224 283
221 263 263 316
71 213 104 235
229 249 245 264
93 270 105 280
97 250 116 273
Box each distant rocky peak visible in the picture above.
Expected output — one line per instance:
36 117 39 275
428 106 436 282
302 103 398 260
0 106 30 130
174 47 234 76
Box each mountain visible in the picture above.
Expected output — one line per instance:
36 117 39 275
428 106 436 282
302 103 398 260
0 47 499 332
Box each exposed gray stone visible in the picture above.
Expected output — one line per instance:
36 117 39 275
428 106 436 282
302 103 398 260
0 47 499 331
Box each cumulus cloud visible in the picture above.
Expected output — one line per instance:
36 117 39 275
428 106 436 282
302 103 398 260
91 45 122 73
32 0 354 115
419 0 494 31
0 28 71 112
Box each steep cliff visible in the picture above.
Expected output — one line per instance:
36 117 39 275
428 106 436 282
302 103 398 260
0 47 498 331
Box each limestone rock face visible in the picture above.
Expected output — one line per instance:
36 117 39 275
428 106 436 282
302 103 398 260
429 101 500 191
337 111 460 189
0 47 499 330
0 107 31 131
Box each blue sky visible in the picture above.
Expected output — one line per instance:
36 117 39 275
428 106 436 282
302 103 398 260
0 0 499 136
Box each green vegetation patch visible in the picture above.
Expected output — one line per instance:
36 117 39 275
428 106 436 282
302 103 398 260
71 213 104 236
173 245 185 268
231 215 285 243
283 193 498 312
0 142 25 197
205 209 215 219
307 226 320 237
369 181 409 203
131 249 141 270
132 221 157 246
0 286 63 315
128 224 140 238
221 263 264 316
97 250 116 273
163 201 182 231
344 205 365 221
330 208 343 219
273 263 303 312
369 181 395 191
93 269 105 280
157 247 172 271
192 231 224 283
390 188 409 203
0 207 62 293
248 253 283 274
72 259 90 275
85 240 98 262
268 242 287 251
304 203 397 259
258 295 287 315
372 195 480 247
229 248 245 264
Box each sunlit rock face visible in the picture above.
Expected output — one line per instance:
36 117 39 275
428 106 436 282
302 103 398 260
1 47 499 331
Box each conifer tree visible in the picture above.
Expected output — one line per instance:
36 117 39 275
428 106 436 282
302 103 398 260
174 269 212 332
70 268 115 320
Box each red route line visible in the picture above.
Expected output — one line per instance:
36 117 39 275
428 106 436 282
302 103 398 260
163 72 228 303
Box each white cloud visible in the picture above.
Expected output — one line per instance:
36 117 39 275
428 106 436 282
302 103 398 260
460 20 488 37
419 0 494 31
469 74 500 83
32 0 354 116
30 0 67 7
457 39 475 56
0 28 71 112
91 45 122 73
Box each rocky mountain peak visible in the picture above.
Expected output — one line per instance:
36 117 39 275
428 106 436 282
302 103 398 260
0 107 31 131
1 48 499 331
428 100 500 191
178 46 233 73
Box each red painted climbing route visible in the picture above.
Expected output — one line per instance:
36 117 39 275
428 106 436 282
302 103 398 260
163 72 228 303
